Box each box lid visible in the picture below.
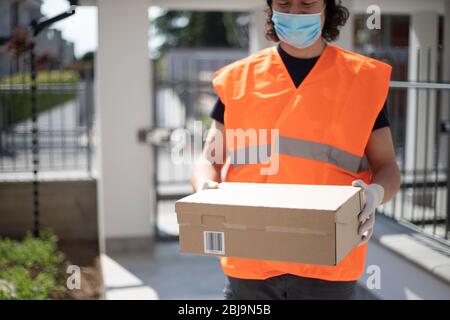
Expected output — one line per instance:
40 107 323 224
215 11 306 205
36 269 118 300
176 182 363 229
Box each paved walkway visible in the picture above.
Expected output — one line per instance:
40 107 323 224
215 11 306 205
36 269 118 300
102 242 227 300
101 241 379 300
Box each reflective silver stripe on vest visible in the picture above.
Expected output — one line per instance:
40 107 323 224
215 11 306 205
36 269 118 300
229 144 271 165
229 136 370 174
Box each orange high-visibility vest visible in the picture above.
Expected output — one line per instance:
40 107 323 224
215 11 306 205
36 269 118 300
212 44 392 281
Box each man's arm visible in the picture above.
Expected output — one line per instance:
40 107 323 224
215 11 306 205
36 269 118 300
365 127 402 204
353 126 402 244
191 120 227 192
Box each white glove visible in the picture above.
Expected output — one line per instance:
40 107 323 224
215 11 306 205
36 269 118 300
352 179 385 246
195 179 219 192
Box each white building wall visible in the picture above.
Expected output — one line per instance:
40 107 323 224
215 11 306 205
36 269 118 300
335 0 354 51
96 0 155 253
405 12 440 173
249 5 272 54
442 1 450 168
351 0 445 14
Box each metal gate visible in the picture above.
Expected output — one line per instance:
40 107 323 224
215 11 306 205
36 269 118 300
379 81 450 244
149 78 213 241
148 49 247 241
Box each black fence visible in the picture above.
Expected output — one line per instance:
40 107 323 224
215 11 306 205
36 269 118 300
151 78 215 240
0 69 95 177
380 81 450 243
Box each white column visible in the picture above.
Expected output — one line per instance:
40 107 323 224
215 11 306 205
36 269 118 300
444 2 450 83
96 0 155 254
442 1 450 169
249 6 272 54
335 0 354 51
405 12 439 175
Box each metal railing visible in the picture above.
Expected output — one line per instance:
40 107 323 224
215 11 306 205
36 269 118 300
151 78 214 240
379 81 450 243
0 70 95 178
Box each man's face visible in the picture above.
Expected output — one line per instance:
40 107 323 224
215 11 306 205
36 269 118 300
272 0 325 15
271 0 327 45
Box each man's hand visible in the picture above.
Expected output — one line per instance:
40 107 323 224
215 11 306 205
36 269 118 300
352 179 385 246
194 179 219 192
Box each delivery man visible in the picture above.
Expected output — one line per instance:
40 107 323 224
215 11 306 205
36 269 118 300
191 0 401 300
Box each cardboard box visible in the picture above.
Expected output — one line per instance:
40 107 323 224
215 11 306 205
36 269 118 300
175 182 364 266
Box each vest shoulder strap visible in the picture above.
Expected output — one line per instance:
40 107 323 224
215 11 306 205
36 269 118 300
333 45 392 84
212 47 274 104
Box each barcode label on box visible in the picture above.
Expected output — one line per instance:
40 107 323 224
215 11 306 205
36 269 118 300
204 231 225 255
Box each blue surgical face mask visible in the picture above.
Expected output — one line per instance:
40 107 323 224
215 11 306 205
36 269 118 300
271 9 324 49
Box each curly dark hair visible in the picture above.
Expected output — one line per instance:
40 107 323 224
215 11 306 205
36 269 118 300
265 0 349 43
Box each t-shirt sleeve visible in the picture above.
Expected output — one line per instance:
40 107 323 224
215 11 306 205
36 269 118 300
210 98 225 124
372 102 391 131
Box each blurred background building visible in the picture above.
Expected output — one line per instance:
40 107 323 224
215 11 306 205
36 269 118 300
0 0 75 75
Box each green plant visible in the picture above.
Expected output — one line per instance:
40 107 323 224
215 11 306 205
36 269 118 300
0 230 68 300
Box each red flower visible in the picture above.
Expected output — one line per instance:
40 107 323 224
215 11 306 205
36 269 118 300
35 52 54 70
6 27 31 57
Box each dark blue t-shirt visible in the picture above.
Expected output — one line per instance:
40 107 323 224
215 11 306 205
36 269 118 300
211 45 390 131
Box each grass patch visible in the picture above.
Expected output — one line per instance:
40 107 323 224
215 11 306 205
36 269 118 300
0 70 79 85
0 70 78 126
0 91 76 125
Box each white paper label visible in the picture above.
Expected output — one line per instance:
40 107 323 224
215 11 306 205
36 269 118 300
204 231 225 255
